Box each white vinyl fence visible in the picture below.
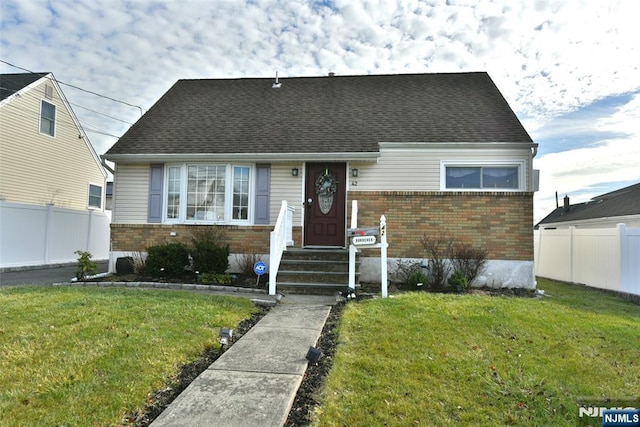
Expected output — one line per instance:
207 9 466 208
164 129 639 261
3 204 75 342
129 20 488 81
534 224 640 297
0 201 110 269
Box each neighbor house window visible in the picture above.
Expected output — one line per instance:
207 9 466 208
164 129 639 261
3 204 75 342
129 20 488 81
88 184 102 208
442 162 523 190
40 100 56 136
164 163 252 223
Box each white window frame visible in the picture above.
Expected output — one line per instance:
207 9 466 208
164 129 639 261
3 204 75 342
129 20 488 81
163 163 254 224
88 183 103 209
39 99 56 137
440 160 526 191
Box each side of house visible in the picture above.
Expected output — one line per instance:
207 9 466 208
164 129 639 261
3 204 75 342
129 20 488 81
0 73 107 209
0 73 109 268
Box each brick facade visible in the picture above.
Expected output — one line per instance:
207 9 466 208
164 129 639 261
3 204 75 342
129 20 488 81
111 191 532 261
111 223 302 254
348 191 533 261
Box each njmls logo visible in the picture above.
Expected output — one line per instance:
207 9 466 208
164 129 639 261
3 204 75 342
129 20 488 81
579 406 635 418
602 409 640 427
577 398 640 427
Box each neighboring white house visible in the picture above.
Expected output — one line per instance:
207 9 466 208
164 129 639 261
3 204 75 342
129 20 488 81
0 72 110 268
535 182 640 299
536 182 640 229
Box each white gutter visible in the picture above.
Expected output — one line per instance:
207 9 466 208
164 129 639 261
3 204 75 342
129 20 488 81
102 151 380 163
379 141 539 151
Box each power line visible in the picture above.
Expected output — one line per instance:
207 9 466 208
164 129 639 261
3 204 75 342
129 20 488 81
0 59 145 115
69 102 135 125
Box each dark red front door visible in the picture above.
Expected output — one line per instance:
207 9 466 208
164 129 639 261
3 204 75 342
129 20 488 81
304 163 346 247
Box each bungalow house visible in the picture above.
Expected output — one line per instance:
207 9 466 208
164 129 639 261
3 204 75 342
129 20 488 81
103 72 538 290
0 72 109 268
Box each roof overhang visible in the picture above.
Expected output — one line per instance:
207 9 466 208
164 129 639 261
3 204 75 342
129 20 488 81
102 151 381 164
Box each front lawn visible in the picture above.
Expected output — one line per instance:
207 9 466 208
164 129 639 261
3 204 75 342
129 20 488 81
312 278 640 426
0 286 258 426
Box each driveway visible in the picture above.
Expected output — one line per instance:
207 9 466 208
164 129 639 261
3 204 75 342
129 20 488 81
0 261 109 287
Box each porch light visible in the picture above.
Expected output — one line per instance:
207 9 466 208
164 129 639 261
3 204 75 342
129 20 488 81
306 346 322 364
351 168 359 177
291 168 299 177
219 327 233 346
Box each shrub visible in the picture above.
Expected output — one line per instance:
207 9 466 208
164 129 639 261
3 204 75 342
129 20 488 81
191 241 229 274
131 252 146 274
450 244 488 286
408 269 429 290
448 269 469 292
392 259 422 285
74 250 96 281
420 233 454 290
145 242 190 277
190 228 230 274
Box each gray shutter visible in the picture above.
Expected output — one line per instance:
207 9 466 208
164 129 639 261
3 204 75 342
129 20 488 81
254 164 270 224
148 164 164 223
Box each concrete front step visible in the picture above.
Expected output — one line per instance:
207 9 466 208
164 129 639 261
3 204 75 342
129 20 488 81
277 270 357 285
276 248 359 294
277 282 358 295
279 259 351 273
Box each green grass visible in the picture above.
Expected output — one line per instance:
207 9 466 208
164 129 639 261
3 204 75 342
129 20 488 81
313 278 640 426
0 286 258 426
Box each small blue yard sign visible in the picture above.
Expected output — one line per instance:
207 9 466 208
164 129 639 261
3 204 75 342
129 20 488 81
254 261 267 276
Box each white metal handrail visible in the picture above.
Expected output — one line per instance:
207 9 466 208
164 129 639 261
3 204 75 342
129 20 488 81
269 200 295 295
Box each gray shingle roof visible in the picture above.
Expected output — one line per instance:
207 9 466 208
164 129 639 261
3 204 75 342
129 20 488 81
0 73 49 101
105 72 532 158
537 182 640 226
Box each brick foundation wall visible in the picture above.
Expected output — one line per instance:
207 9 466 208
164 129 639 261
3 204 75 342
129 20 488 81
111 223 303 254
348 191 534 260
111 191 532 262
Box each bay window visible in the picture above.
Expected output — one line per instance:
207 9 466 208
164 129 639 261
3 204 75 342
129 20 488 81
164 163 252 223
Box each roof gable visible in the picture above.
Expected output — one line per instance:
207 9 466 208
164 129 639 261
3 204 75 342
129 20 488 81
105 72 533 159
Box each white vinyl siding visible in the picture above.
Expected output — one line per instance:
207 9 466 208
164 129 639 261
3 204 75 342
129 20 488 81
351 147 533 192
0 78 105 210
270 164 303 226
111 164 149 223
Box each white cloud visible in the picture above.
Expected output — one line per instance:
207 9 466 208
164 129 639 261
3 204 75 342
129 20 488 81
1 0 639 215
533 92 640 222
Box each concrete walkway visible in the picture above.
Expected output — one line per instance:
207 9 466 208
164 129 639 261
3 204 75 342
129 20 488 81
150 295 334 427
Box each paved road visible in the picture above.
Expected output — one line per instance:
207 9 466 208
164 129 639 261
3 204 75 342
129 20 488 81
0 261 109 287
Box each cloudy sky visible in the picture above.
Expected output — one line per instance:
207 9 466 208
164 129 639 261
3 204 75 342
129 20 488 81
1 0 639 223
